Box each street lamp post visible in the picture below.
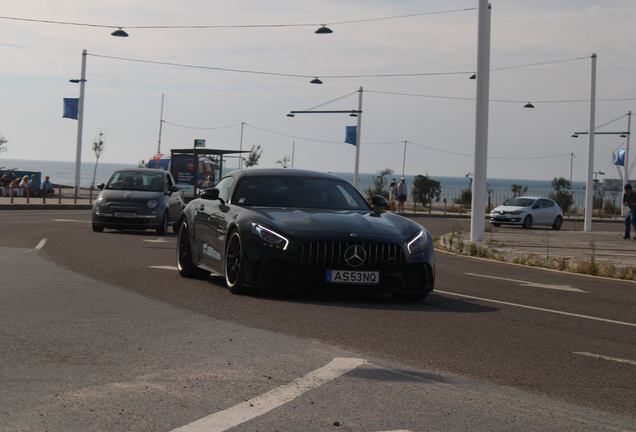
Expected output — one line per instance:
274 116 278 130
470 0 491 242
73 49 87 201
288 87 363 189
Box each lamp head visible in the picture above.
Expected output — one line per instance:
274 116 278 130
315 26 333 34
111 28 129 37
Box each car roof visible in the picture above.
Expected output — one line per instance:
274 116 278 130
113 168 167 175
228 168 346 181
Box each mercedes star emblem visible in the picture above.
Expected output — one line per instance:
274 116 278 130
344 244 366 268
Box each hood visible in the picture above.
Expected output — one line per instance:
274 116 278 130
253 208 409 237
492 205 528 213
98 189 164 201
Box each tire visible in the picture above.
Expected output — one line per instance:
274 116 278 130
92 223 104 233
522 215 533 229
392 292 428 302
491 223 501 227
156 212 168 235
552 216 563 230
176 221 210 279
225 230 249 295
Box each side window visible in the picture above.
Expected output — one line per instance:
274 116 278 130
166 174 174 188
215 176 234 202
544 200 554 208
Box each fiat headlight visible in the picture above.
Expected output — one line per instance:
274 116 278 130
147 200 158 209
407 230 428 255
251 223 289 250
96 197 106 207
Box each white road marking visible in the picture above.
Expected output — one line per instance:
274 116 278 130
149 266 178 271
171 357 366 432
35 238 47 250
53 219 91 224
436 290 636 328
143 238 173 243
574 352 636 366
464 272 586 293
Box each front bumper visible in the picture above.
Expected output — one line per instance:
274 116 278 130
490 216 522 224
92 209 164 230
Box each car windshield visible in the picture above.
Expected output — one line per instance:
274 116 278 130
232 175 371 210
505 198 536 207
105 171 164 191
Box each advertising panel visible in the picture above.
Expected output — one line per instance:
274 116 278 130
171 154 196 198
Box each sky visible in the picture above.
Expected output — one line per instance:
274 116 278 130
1 0 636 183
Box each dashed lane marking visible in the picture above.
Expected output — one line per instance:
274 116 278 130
171 357 367 432
436 290 636 328
464 272 586 292
53 219 91 223
143 238 174 243
35 238 47 250
574 352 636 366
149 266 178 271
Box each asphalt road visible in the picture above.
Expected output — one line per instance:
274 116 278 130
1 210 635 431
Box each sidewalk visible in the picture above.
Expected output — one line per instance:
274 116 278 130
437 228 636 280
0 186 95 210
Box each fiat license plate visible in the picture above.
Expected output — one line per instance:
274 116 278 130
326 270 379 284
114 212 136 218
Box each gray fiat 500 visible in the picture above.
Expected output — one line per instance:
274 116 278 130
92 168 184 235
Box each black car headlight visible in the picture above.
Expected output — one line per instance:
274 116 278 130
147 199 158 209
407 230 427 255
509 210 523 215
251 223 289 250
96 197 106 207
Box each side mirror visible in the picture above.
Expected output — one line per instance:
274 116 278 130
371 195 388 212
169 185 180 194
97 183 105 190
201 188 220 201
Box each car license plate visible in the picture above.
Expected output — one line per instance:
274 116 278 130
114 212 136 218
326 270 379 284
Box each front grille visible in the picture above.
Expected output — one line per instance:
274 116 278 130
298 241 406 269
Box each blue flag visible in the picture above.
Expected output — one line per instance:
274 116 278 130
614 149 626 166
63 98 79 120
345 126 357 146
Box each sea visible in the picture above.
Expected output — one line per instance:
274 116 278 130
1 158 593 206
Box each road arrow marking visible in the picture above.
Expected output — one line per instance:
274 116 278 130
464 273 586 292
171 357 366 432
574 352 636 366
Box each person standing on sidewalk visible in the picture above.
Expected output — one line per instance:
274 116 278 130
622 184 636 239
397 177 408 213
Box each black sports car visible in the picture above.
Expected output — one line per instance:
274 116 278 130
176 169 435 301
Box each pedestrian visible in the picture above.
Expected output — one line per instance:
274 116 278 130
397 177 408 213
28 174 41 197
202 175 215 188
622 184 636 239
389 179 397 212
41 175 55 198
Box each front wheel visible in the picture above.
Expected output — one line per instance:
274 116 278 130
225 231 249 295
552 216 563 230
92 223 104 233
522 215 533 229
176 221 210 279
156 212 168 235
